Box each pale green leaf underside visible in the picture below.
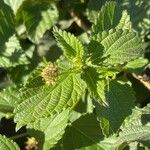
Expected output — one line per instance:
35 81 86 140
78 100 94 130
117 104 150 146
53 27 84 61
23 3 58 43
116 10 132 30
3 0 25 14
98 135 119 150
0 135 20 150
93 29 145 65
125 58 148 70
28 109 70 150
0 34 28 68
96 80 135 134
14 73 85 130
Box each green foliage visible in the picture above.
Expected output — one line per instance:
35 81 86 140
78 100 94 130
116 10 132 30
0 87 20 119
92 1 117 33
0 0 149 149
96 79 135 135
0 35 29 68
0 0 15 51
117 0 150 36
0 135 20 150
117 104 150 147
92 29 146 66
3 0 25 14
14 72 85 130
27 109 70 150
62 114 103 150
17 0 58 43
53 27 84 63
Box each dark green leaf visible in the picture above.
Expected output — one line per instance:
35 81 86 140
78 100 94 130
96 79 135 135
63 114 103 150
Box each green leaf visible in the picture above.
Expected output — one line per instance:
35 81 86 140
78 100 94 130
3 0 25 14
96 79 109 105
27 109 70 150
0 34 29 68
53 27 84 62
82 67 99 99
98 135 120 150
0 0 15 52
116 10 132 30
92 1 117 34
117 104 150 147
17 0 58 43
87 40 104 65
96 79 135 135
0 134 20 150
125 58 148 72
93 29 146 66
62 114 103 150
78 144 104 150
14 72 85 130
0 87 20 119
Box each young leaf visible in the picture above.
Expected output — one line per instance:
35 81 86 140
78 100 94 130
92 1 116 34
14 72 85 130
93 29 146 66
96 79 135 135
97 135 120 150
116 10 132 30
27 109 70 150
117 104 150 147
0 134 20 150
53 27 84 62
17 1 58 43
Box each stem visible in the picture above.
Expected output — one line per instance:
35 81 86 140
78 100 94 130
10 133 28 140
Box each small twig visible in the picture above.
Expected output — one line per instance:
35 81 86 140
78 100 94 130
132 73 150 90
10 133 28 140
